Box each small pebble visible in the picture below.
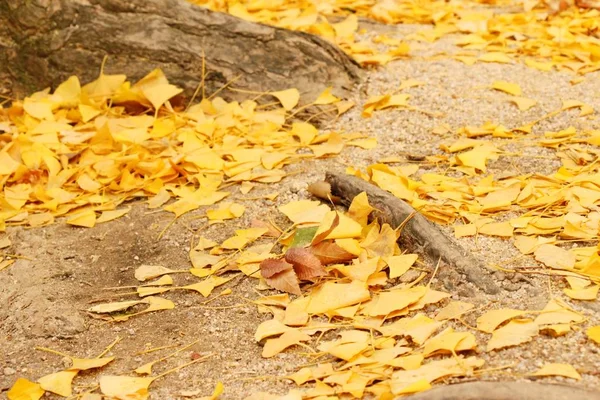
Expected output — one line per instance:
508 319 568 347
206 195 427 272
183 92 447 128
3 367 16 376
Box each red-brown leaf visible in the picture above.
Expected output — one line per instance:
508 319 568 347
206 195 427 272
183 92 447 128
264 268 302 295
309 241 356 265
260 258 293 278
284 247 326 280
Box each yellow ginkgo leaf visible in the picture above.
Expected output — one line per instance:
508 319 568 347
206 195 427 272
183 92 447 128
530 363 582 380
96 207 131 224
312 211 362 242
486 319 538 351
313 87 339 105
99 375 155 400
434 301 474 321
7 378 45 400
66 209 97 228
0 152 20 175
262 330 311 358
534 299 584 326
271 88 300 111
390 356 484 395
71 356 115 371
306 280 370 314
587 326 600 344
510 96 537 111
88 300 144 314
491 81 522 96
255 319 294 342
141 83 183 110
476 309 528 333
38 370 78 397
385 254 418 278
366 286 427 316
479 52 512 63
423 328 477 356
534 244 576 270
134 265 179 281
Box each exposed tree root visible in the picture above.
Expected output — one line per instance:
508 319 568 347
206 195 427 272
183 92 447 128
325 172 500 295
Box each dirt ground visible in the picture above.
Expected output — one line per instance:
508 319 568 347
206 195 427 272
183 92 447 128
2 19 600 399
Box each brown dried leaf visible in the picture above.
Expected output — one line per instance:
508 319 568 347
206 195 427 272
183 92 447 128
260 258 293 279
309 241 355 265
264 268 302 295
285 247 326 280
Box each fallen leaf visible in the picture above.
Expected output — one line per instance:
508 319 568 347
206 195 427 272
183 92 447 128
71 356 115 371
492 81 522 96
88 300 143 314
38 370 78 397
385 254 418 278
271 89 300 111
264 267 301 295
390 356 484 395
99 375 154 400
434 301 474 321
260 258 293 278
309 241 356 265
587 326 600 344
7 378 45 400
135 265 178 281
530 363 581 380
262 330 311 357
476 309 528 333
534 244 576 270
313 87 339 105
306 280 370 314
487 319 538 351
284 247 326 280
510 96 537 111
96 207 131 224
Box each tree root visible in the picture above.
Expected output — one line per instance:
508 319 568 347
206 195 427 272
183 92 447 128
325 172 500 295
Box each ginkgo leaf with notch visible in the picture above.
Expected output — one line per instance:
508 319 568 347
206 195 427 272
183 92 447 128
270 88 300 111
262 330 312 358
476 309 528 333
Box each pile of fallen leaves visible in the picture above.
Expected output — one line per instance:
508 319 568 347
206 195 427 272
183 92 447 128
9 193 600 399
192 0 600 74
0 69 371 234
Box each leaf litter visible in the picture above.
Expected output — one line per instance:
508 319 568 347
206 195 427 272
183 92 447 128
5 0 600 398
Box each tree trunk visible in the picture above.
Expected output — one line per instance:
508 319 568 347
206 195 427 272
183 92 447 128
0 0 361 103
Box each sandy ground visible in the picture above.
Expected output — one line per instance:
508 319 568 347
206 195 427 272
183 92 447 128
2 20 600 399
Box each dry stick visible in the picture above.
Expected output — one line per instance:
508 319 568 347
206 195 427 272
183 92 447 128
325 172 500 294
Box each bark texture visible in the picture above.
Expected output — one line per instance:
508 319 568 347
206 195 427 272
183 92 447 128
0 0 361 101
325 172 500 295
